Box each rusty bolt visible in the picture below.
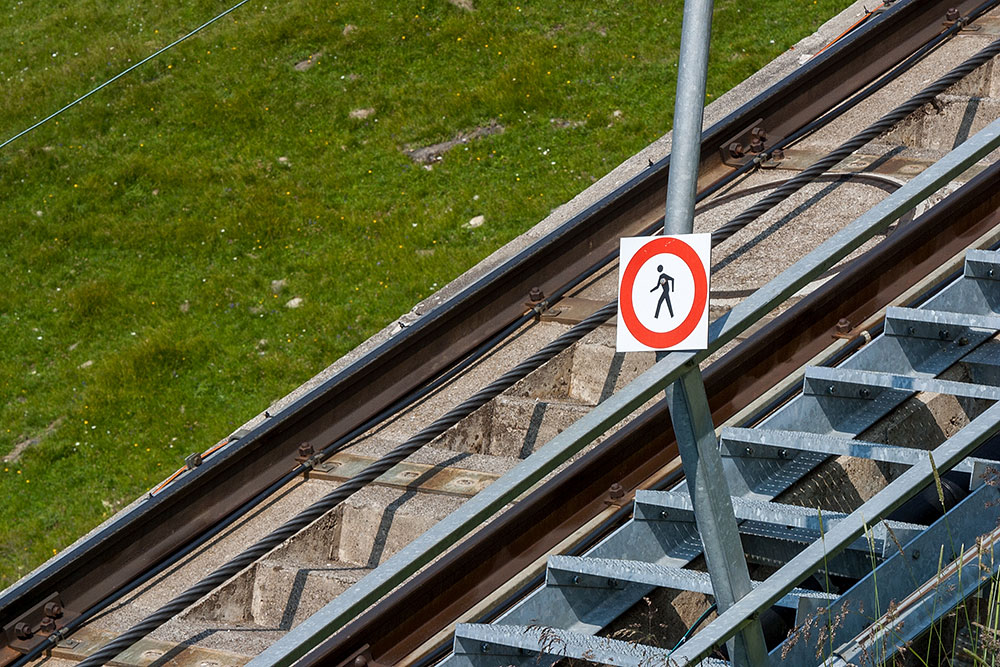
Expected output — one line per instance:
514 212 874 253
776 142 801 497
835 318 851 334
14 622 32 640
751 126 767 141
297 442 315 460
770 147 785 161
728 142 745 159
749 137 764 153
43 602 63 618
38 617 56 634
608 482 625 500
528 286 545 303
184 452 203 470
353 657 368 667
946 7 960 21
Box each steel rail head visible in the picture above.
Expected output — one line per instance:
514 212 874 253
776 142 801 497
246 100 1000 667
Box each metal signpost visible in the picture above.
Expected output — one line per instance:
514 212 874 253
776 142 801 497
657 0 767 663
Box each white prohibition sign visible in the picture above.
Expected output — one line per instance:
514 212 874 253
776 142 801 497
616 233 711 352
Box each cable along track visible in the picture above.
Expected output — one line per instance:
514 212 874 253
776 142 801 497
5 0 1000 665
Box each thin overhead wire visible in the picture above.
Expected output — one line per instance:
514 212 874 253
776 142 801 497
0 0 253 153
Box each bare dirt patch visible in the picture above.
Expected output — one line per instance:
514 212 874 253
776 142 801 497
294 52 323 71
4 418 64 463
404 121 504 164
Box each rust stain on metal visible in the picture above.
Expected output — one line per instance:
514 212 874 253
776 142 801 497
311 453 499 497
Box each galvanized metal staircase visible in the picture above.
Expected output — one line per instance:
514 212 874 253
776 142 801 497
444 248 1000 666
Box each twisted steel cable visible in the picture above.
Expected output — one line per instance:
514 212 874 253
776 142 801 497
78 301 618 666
710 36 1000 248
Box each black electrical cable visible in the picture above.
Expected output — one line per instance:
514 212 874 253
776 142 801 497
711 34 1000 247
76 301 618 666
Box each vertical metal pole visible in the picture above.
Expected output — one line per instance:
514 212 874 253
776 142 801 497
664 0 714 236
661 0 767 663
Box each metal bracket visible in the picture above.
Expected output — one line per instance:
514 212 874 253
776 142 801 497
718 117 766 167
2 592 76 655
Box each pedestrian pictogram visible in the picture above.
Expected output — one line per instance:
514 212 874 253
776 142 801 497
616 234 711 352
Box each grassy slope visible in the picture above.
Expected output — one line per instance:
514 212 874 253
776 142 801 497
0 0 852 587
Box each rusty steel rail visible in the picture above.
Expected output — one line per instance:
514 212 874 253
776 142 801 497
300 156 1000 667
0 0 984 661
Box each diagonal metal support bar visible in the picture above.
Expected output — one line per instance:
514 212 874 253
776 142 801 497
665 369 768 664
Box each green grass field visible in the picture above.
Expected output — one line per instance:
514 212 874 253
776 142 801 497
0 0 852 587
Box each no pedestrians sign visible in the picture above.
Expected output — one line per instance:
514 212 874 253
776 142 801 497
616 234 711 352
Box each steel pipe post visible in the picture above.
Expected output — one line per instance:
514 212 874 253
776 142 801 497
665 368 767 665
663 0 766 662
664 0 714 235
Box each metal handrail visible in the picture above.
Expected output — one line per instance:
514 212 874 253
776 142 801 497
248 115 1000 667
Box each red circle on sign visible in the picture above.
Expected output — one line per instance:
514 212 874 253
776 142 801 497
620 237 707 349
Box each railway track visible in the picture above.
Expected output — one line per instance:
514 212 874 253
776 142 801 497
5 0 1000 664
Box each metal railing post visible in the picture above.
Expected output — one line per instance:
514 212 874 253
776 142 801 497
662 0 767 663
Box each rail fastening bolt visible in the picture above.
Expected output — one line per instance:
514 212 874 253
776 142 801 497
608 482 625 500
728 142 745 158
38 617 56 634
297 442 314 459
528 286 545 303
14 622 32 640
946 7 960 22
749 137 764 153
771 147 785 161
184 452 203 470
835 318 851 335
43 602 63 618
